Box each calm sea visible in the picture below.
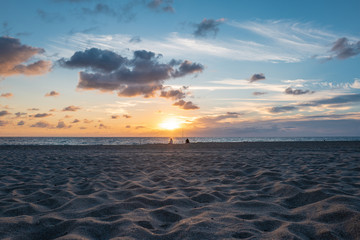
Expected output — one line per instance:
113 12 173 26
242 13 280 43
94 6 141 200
0 137 359 145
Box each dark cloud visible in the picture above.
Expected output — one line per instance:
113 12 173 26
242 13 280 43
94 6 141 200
125 125 131 128
300 93 360 107
15 112 27 117
37 9 64 22
269 106 297 113
60 48 204 98
28 108 39 111
330 37 360 60
0 36 51 77
82 3 116 17
54 0 90 2
171 61 204 78
0 110 10 117
147 0 175 12
111 115 120 119
0 93 13 98
0 120 7 126
123 114 132 118
99 123 108 129
193 18 225 37
285 87 313 95
58 48 126 73
253 92 267 96
17 120 25 126
173 100 199 110
63 105 81 111
72 119 80 123
249 73 266 83
31 121 51 128
33 113 52 118
194 112 240 126
56 121 67 128
129 36 141 43
160 87 186 100
45 91 60 97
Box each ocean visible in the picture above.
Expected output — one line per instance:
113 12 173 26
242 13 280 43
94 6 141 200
0 137 359 145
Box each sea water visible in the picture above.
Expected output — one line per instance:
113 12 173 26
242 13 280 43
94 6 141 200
0 137 359 145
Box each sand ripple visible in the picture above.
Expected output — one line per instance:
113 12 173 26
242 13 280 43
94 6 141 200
1 142 360 239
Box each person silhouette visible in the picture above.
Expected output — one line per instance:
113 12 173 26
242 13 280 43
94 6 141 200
169 138 173 144
185 138 190 144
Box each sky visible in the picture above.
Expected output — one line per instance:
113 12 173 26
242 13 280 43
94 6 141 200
0 0 360 137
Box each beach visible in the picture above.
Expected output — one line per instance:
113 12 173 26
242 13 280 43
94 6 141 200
0 142 360 239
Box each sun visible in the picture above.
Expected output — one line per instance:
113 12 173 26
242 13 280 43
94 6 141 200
159 118 181 130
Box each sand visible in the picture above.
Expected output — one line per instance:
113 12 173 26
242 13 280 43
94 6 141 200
0 142 360 240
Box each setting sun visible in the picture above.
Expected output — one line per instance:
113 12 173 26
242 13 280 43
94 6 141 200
159 118 181 130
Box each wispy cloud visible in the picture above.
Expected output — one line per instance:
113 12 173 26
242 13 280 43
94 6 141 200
51 28 324 63
0 93 13 98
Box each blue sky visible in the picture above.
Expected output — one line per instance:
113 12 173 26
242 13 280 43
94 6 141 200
0 0 359 137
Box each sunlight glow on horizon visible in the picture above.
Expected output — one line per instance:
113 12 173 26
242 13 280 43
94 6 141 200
159 118 182 130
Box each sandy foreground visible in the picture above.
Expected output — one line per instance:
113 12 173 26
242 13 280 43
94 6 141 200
0 142 360 240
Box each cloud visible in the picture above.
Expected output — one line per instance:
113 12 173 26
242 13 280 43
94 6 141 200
28 108 39 111
193 112 240 127
0 93 13 98
123 114 132 118
45 91 60 97
17 120 25 126
249 73 266 83
63 105 81 111
147 0 174 12
135 125 145 129
82 3 116 17
58 48 126 72
72 119 80 123
111 115 120 119
0 110 10 117
301 93 360 107
56 121 67 128
84 119 93 123
53 0 90 2
329 37 360 60
253 92 267 96
284 87 313 95
98 123 108 129
193 18 225 38
173 100 199 110
129 36 141 43
269 106 297 113
37 9 64 22
0 36 51 77
0 120 8 126
31 121 51 128
59 48 204 98
160 87 187 100
351 79 360 89
32 113 52 118
15 112 27 117
125 125 131 128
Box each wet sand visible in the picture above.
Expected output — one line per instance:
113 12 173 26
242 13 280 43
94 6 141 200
0 142 360 239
